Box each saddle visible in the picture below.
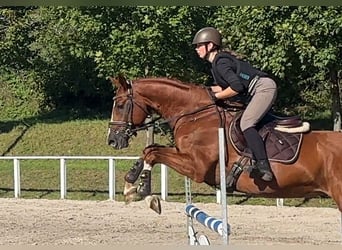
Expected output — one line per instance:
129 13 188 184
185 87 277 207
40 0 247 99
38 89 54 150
228 112 310 164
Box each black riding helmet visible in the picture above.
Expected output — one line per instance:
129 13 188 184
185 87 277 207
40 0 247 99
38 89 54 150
192 27 222 47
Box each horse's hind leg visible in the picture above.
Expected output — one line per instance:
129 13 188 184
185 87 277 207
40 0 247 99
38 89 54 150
327 181 342 242
332 192 342 214
332 193 342 242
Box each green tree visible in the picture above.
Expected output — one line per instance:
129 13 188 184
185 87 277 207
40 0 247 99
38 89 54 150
214 6 341 124
92 6 217 82
1 6 216 120
1 6 341 129
0 7 45 119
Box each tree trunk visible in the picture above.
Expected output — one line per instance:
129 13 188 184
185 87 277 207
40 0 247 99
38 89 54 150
331 69 341 131
144 65 155 146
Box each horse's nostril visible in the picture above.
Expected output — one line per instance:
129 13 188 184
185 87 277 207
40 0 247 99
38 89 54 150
108 140 116 147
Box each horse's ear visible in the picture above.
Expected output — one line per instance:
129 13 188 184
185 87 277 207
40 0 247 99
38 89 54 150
109 74 129 90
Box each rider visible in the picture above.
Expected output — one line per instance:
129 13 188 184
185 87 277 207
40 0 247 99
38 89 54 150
192 27 277 182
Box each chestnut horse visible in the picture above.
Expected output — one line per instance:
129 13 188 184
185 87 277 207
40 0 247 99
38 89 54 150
107 75 342 215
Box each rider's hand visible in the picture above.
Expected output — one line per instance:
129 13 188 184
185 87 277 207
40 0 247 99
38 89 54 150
211 85 222 93
209 90 219 103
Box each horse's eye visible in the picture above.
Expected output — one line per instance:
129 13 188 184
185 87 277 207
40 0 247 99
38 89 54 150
116 103 124 110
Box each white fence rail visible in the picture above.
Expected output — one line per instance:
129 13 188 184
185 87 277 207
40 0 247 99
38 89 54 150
0 156 170 200
0 156 282 206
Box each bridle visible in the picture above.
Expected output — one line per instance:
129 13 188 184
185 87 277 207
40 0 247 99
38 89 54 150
108 79 244 139
108 80 162 137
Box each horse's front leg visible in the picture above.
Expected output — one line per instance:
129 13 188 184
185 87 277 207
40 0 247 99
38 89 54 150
138 161 162 214
125 144 213 214
123 159 152 202
123 147 163 214
143 145 211 182
123 158 144 203
140 144 214 214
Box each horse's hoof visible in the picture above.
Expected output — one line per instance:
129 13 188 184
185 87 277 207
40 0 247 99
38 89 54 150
124 195 133 204
145 195 162 214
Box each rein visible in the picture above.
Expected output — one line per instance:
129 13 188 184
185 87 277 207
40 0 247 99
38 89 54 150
110 102 217 137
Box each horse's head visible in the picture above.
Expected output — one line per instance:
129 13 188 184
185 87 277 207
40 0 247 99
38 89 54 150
107 75 151 149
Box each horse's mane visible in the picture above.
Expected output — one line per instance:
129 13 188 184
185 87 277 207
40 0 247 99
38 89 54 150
135 77 200 91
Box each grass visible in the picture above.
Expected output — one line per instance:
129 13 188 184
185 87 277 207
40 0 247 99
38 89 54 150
0 114 338 209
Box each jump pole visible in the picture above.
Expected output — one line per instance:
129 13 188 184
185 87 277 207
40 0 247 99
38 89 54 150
218 127 229 244
185 127 230 245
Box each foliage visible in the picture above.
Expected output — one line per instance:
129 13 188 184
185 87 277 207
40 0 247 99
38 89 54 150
0 7 47 119
91 6 216 81
0 69 45 119
0 6 341 123
26 7 112 110
213 6 342 117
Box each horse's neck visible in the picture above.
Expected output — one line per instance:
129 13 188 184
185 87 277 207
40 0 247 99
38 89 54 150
136 80 210 119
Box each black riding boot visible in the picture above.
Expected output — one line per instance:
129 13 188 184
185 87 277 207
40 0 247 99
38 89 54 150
243 127 273 182
255 159 273 182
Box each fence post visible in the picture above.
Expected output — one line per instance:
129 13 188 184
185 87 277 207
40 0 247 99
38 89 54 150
161 164 168 200
13 158 21 198
216 189 221 204
60 158 66 199
277 198 284 207
108 158 115 200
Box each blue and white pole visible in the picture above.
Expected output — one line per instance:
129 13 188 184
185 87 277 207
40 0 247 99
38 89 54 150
185 204 230 237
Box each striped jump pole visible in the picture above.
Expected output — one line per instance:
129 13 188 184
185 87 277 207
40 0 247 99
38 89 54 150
185 204 231 237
